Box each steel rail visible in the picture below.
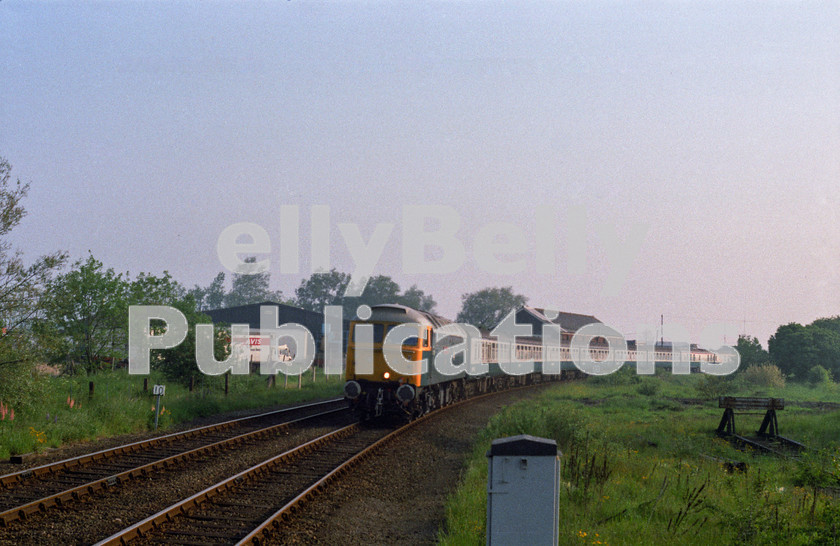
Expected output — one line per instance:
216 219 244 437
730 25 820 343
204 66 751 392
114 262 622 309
0 404 348 527
93 423 362 546
0 397 343 487
235 386 513 545
94 383 549 545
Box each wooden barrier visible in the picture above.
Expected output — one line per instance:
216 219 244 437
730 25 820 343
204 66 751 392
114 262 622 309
717 397 784 438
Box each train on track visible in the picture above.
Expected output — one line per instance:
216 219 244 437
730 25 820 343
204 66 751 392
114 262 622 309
343 304 727 420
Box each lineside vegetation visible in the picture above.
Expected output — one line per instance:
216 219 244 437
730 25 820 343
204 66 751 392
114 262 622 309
439 372 840 545
0 368 342 459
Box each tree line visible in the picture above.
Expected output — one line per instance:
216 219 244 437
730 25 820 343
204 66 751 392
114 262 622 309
17 155 840 390
735 317 840 383
189 259 438 318
1 155 533 392
28 255 525 379
32 255 447 377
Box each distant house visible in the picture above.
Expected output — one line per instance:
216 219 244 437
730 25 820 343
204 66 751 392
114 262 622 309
203 302 350 363
515 307 603 343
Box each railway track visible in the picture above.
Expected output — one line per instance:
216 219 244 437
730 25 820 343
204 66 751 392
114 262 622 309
95 386 532 546
0 398 347 527
96 423 383 545
723 433 807 457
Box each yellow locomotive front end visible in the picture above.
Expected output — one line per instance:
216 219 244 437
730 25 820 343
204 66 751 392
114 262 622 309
344 305 435 419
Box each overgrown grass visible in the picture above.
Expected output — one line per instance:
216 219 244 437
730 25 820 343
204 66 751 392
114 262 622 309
0 368 342 459
439 373 840 545
569 366 840 404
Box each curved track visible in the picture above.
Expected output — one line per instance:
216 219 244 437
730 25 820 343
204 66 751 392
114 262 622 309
96 386 538 545
0 398 346 527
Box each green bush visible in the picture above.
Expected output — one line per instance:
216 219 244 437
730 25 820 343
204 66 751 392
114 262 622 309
807 365 833 387
589 365 640 386
637 380 660 396
695 374 737 398
742 364 786 388
0 361 49 415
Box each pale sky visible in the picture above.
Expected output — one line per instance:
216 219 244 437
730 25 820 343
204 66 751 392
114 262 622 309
2 1 838 348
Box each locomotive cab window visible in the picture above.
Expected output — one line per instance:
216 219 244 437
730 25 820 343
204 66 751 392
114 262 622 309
350 323 389 343
401 325 429 348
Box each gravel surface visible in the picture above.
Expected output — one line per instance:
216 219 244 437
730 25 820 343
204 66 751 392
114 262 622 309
0 412 355 545
132 426 391 545
264 386 552 545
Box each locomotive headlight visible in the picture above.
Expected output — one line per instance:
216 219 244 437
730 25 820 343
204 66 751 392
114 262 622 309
396 384 415 404
383 372 390 380
344 380 361 400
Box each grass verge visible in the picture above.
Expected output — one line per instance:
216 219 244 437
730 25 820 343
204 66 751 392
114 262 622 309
0 368 342 459
439 374 840 545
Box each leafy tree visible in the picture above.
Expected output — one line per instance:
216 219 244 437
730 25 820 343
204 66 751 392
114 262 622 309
294 269 350 312
357 275 401 305
188 272 226 312
0 156 67 402
124 270 222 385
40 254 129 374
769 321 840 380
768 323 808 376
735 335 770 369
456 286 528 330
295 270 438 317
224 257 283 307
187 286 204 310
150 298 220 386
811 316 840 336
43 260 225 384
203 272 226 310
343 274 401 316
294 269 438 319
397 284 437 313
45 263 204 375
129 270 186 306
809 326 840 379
